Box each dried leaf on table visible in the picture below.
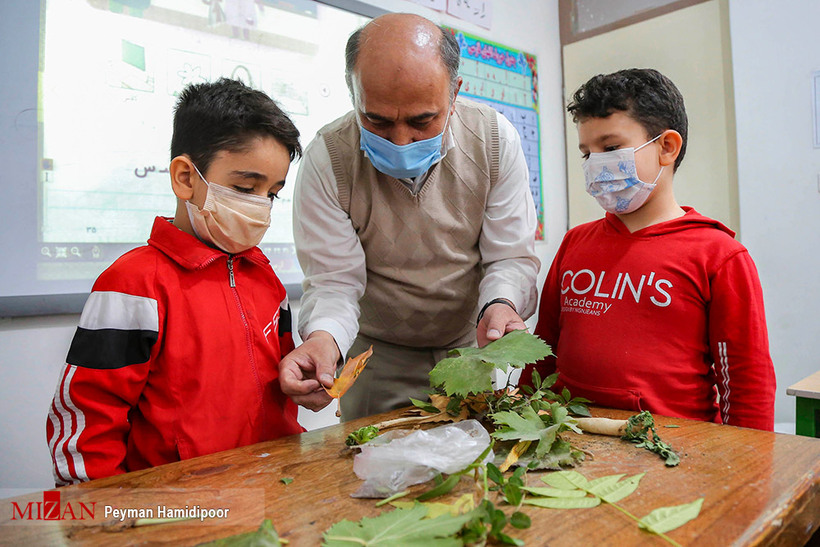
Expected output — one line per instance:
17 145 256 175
324 346 373 398
499 440 532 472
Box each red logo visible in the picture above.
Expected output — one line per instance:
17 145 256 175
11 491 96 521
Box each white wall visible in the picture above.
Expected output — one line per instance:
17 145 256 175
562 0 738 232
0 0 565 497
728 0 820 427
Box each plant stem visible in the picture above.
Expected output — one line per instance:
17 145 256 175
376 491 409 507
598 499 682 547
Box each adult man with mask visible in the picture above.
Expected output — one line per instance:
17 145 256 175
279 13 540 420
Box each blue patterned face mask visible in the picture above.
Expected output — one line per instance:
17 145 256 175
359 108 451 179
583 134 663 214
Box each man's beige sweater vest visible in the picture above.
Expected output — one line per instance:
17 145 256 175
321 99 499 348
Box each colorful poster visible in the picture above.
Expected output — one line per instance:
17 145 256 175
447 27 544 239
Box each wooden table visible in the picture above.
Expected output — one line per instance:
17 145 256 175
2 407 819 546
787 370 820 437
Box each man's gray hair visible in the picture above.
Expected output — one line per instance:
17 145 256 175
344 24 461 96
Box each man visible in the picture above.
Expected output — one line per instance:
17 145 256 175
280 13 540 420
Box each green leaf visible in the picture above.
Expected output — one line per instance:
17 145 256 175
448 330 552 370
523 496 600 509
509 466 527 485
409 397 440 414
560 387 571 403
390 493 474 519
417 474 461 502
429 356 494 396
491 507 509 535
486 463 504 486
584 474 625 491
201 519 283 546
322 504 472 546
588 473 644 503
490 405 545 442
346 425 380 447
622 411 681 467
542 373 559 389
638 498 704 535
445 396 464 416
550 403 569 425
541 470 589 490
534 424 559 458
503 482 523 506
509 511 531 529
520 486 587 498
567 403 591 417
495 532 525 546
279 477 293 485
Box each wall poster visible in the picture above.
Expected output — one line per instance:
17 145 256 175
446 27 544 239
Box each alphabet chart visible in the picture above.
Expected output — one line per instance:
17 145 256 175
446 27 544 239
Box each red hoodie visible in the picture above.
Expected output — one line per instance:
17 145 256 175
521 208 775 430
47 217 304 485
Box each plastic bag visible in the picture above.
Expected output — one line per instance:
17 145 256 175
351 419 493 498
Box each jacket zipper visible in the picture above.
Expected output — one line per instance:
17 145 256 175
227 257 266 432
227 257 236 287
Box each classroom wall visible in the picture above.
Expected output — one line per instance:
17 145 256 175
562 0 738 231
728 0 820 428
0 0 566 497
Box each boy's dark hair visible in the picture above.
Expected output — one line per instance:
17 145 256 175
171 78 301 174
567 68 688 171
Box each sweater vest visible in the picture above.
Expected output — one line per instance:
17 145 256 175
321 99 499 348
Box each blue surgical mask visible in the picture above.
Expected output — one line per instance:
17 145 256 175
359 109 451 179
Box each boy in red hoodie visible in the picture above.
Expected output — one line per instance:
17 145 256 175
46 78 305 485
522 69 775 430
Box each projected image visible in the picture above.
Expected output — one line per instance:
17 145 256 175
39 0 368 286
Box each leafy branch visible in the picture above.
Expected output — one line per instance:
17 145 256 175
521 470 703 546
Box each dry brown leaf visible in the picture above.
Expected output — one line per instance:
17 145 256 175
499 440 532 472
324 346 373 398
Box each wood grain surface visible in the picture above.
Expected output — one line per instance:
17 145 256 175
2 407 819 546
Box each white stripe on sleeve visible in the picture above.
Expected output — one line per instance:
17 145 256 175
50 365 89 484
78 291 159 332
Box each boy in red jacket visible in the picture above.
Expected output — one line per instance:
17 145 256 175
46 78 305 485
521 69 776 430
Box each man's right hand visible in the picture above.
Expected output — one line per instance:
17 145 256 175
279 330 340 412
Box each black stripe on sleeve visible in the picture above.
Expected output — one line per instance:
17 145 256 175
66 327 158 369
278 305 292 337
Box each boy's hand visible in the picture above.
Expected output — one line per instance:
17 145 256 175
477 301 528 347
279 331 340 411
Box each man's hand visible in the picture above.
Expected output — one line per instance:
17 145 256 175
477 301 528 347
279 330 340 411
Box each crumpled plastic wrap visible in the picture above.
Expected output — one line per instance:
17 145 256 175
351 419 493 498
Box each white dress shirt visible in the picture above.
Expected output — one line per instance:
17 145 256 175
293 109 540 357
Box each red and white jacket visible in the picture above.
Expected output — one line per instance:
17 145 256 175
521 208 776 431
47 217 303 485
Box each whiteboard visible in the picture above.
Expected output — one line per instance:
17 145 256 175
0 0 383 317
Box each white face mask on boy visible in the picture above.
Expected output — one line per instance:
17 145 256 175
184 162 272 254
583 134 663 214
